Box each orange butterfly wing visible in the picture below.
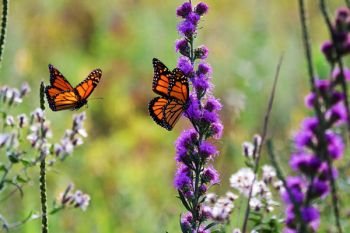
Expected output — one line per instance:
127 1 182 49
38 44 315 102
75 69 102 100
152 58 172 97
47 91 80 111
149 59 189 130
148 97 185 131
46 64 74 97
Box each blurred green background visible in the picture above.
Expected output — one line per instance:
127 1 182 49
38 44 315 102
1 0 349 232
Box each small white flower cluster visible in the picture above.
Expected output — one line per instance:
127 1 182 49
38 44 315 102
54 112 88 160
58 183 90 211
203 192 238 222
229 165 280 213
0 83 30 106
26 108 52 158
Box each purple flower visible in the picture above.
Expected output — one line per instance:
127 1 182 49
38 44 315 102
310 179 329 199
210 122 223 139
301 117 319 133
180 212 193 231
332 67 350 82
193 76 210 94
294 130 313 149
176 129 199 152
282 176 305 204
325 131 344 159
174 165 192 190
187 12 200 25
304 92 316 108
177 56 194 76
202 109 219 124
289 153 321 176
185 95 201 120
327 102 348 124
176 2 192 18
195 2 209 15
202 166 219 184
195 45 209 59
197 63 212 75
301 207 320 230
177 20 196 38
199 141 218 159
321 41 334 61
175 38 190 56
204 97 222 112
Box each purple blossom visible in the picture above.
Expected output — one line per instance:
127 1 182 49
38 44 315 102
176 129 198 152
289 153 321 176
177 20 196 38
332 67 350 81
195 45 209 59
185 95 201 120
202 109 219 124
327 102 348 124
193 75 210 93
174 165 192 190
301 207 320 231
202 166 220 184
177 56 194 76
199 141 218 159
294 130 313 149
175 38 190 56
325 131 344 159
210 122 223 139
310 179 329 199
301 117 319 133
304 92 316 108
176 2 192 18
197 63 212 75
195 2 209 15
282 176 305 205
204 97 222 112
187 12 200 25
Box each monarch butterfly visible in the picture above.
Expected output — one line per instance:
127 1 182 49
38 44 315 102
148 58 189 130
45 64 102 111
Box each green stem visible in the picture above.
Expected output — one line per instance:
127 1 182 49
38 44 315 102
0 0 8 66
241 55 283 233
39 82 48 233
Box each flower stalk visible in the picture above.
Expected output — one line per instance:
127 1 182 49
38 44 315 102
39 82 48 233
0 0 8 66
173 1 223 232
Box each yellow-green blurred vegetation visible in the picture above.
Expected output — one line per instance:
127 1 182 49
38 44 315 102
1 0 349 232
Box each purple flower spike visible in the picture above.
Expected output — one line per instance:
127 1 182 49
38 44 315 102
174 165 192 190
177 20 196 38
195 2 209 15
193 76 210 94
177 56 194 76
176 2 192 18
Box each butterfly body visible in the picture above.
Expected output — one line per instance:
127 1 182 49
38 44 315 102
148 58 189 131
45 64 102 111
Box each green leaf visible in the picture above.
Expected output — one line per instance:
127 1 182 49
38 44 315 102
177 190 192 212
204 222 217 230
